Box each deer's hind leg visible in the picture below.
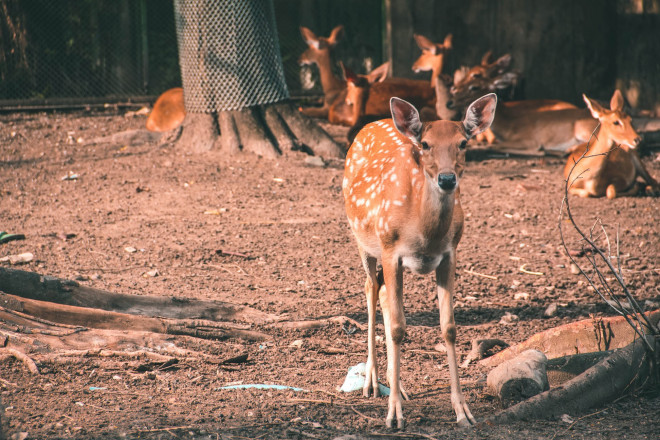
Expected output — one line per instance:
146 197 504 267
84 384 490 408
359 246 382 398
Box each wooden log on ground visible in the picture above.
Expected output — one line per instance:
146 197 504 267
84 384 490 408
487 349 549 405
483 335 657 424
0 267 279 324
0 292 270 342
480 310 660 367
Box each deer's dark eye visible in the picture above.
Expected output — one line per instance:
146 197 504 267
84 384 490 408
421 141 430 150
459 140 467 150
613 120 622 126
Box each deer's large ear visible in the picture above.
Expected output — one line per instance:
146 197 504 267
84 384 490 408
494 54 512 71
340 62 358 83
583 94 606 120
481 50 493 66
463 93 497 138
414 34 437 54
328 25 344 46
300 27 319 49
391 97 422 142
610 89 624 112
366 62 390 84
442 33 453 49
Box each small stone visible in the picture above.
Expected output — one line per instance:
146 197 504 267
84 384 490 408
514 292 529 301
499 312 519 325
569 263 580 275
304 155 326 167
544 303 558 318
124 246 137 253
289 339 303 348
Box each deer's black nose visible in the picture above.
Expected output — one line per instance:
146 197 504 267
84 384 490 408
438 173 457 191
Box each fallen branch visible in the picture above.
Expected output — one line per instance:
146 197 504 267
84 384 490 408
480 310 660 367
0 347 39 374
483 335 657 424
463 268 498 280
461 338 509 368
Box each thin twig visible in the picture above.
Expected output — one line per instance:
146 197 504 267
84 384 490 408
550 408 609 440
463 268 498 280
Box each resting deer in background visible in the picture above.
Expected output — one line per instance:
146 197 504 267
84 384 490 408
442 71 596 153
146 87 186 132
411 34 453 87
564 90 660 198
343 94 497 428
328 61 390 126
298 25 346 118
450 51 514 96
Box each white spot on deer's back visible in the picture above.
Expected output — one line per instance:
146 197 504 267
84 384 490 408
393 200 403 206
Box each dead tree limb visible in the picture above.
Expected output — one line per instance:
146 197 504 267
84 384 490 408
484 335 657 424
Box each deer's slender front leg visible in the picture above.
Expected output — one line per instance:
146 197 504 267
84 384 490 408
359 247 380 398
436 252 476 427
380 252 405 429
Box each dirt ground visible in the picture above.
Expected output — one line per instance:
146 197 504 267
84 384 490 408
1 108 659 440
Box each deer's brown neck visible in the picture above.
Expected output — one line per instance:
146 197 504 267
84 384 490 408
313 51 345 102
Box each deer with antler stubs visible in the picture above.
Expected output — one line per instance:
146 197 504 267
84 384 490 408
343 93 497 429
564 90 660 198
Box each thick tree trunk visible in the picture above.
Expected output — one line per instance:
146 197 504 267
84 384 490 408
175 102 344 159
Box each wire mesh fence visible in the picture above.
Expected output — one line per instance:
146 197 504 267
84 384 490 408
0 0 383 106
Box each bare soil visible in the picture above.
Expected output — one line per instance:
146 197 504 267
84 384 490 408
1 109 659 439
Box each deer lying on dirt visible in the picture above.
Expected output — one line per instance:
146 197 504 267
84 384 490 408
343 93 497 428
146 87 186 132
443 74 595 153
449 51 515 96
298 25 347 119
564 90 660 198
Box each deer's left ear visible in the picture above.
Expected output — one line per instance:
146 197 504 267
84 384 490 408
391 97 422 142
463 93 497 138
610 89 624 112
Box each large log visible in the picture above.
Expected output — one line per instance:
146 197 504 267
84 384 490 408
0 267 278 324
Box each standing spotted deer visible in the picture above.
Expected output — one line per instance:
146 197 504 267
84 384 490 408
343 94 497 428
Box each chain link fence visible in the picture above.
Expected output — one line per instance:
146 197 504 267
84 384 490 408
0 0 382 106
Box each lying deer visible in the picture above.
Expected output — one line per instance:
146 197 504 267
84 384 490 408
298 25 347 118
450 51 514 96
564 90 659 198
443 73 595 153
146 87 186 132
343 93 497 428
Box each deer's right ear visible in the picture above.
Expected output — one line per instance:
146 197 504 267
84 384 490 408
366 62 390 84
391 98 422 142
328 25 344 46
463 93 497 138
583 94 606 120
300 27 320 48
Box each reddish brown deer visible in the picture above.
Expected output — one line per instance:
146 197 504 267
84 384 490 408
146 88 186 132
298 25 346 118
343 94 497 428
411 34 453 87
564 90 659 198
328 62 390 126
